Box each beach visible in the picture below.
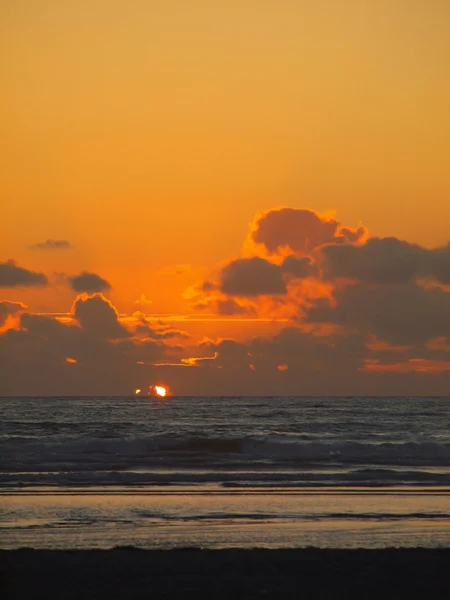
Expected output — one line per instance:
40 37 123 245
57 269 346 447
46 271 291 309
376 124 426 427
2 548 450 599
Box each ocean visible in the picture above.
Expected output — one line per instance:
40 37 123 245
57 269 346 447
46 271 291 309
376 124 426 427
1 396 449 549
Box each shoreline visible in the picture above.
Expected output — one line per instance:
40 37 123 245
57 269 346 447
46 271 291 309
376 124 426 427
2 548 449 599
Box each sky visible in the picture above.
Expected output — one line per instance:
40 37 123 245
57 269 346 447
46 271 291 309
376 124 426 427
1 0 450 395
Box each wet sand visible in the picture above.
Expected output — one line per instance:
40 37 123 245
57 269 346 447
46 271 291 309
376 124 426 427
1 548 449 599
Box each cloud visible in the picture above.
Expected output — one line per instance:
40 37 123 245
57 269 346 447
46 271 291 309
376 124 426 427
2 207 450 396
306 282 450 346
1 305 449 395
29 239 73 250
190 208 367 311
216 299 257 316
0 300 27 325
188 207 450 358
0 260 48 288
20 312 74 337
427 243 450 284
198 338 253 373
72 293 130 338
220 257 287 296
320 237 450 284
0 309 166 396
168 328 377 395
133 314 189 340
281 255 316 278
248 327 369 380
188 294 257 316
69 272 111 293
249 208 366 255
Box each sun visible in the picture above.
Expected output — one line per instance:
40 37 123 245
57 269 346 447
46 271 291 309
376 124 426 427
154 385 168 397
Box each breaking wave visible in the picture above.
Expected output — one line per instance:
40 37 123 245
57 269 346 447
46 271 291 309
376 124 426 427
2 436 450 471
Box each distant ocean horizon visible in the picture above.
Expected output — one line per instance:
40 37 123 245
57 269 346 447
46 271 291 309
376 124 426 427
1 396 449 550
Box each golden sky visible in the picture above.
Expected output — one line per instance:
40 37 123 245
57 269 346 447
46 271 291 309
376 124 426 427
1 1 450 395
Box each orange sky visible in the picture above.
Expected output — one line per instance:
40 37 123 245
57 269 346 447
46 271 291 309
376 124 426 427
1 1 449 395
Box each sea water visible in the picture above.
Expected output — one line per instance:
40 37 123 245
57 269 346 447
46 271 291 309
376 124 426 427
1 396 449 549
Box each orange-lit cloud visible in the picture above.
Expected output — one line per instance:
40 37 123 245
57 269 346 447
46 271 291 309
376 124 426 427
1 207 450 396
129 312 190 342
0 300 27 326
181 354 218 367
190 208 366 320
72 293 130 339
245 208 367 256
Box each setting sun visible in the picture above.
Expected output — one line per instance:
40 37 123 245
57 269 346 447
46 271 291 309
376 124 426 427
154 386 168 397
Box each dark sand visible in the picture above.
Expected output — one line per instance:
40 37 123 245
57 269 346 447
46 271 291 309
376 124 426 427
1 548 449 599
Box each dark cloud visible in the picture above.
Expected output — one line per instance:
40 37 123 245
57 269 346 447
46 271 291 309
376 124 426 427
428 243 450 284
220 257 287 296
191 326 449 395
320 237 450 284
69 272 111 293
199 338 253 373
183 328 377 395
29 239 73 250
249 327 369 382
20 312 76 338
0 300 27 325
306 282 450 346
216 299 256 316
1 307 449 395
251 208 366 254
281 255 315 278
0 310 165 396
73 293 130 338
0 260 48 288
199 254 316 307
134 316 190 340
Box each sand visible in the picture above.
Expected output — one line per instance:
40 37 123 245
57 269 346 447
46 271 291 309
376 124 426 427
1 548 449 599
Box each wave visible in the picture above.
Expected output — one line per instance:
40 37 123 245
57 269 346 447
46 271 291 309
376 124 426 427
1 467 449 488
2 436 450 473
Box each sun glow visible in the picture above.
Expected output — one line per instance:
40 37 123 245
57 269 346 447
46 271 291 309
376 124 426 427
154 385 168 397
135 389 141 395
